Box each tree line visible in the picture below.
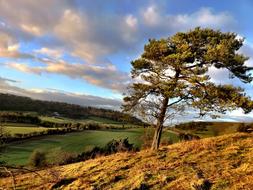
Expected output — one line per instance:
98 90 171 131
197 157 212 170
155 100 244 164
0 93 143 125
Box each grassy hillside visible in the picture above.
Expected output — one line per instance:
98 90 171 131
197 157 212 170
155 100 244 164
1 133 252 189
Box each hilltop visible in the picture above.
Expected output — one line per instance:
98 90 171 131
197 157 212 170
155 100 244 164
0 93 143 124
1 133 252 189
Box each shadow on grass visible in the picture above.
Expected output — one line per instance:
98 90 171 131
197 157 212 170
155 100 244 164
51 178 76 189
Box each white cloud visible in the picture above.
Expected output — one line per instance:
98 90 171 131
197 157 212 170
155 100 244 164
141 6 235 32
20 24 43 36
0 1 246 98
6 60 130 92
142 5 161 26
125 15 138 29
193 8 234 27
34 47 63 59
0 0 70 37
0 31 33 59
0 76 121 109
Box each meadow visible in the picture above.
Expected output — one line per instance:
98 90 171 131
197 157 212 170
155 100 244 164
0 115 245 167
172 121 240 138
3 123 53 135
0 128 179 166
40 116 140 128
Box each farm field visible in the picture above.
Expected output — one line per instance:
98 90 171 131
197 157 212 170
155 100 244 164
3 123 54 135
40 116 140 128
172 122 241 138
0 128 179 166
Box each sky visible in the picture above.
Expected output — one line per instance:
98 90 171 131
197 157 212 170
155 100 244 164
0 0 253 122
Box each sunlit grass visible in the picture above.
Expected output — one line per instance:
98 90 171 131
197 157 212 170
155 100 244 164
1 133 252 190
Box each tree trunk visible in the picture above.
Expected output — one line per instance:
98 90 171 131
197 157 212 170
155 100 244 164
151 97 169 150
151 124 163 150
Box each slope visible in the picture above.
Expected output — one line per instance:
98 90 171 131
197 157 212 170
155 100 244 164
1 133 253 190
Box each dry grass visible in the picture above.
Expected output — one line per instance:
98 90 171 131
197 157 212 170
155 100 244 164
1 133 253 190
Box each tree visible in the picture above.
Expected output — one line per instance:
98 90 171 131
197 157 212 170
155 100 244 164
123 27 253 150
0 120 6 149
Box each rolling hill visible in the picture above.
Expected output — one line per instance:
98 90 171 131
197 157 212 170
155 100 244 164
1 132 252 189
0 93 143 125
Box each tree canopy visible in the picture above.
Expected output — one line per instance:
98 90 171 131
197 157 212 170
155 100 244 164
123 27 253 150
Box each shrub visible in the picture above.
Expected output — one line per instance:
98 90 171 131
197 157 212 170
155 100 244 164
59 138 137 165
237 123 253 133
160 137 173 146
179 133 200 141
103 138 133 154
191 179 212 190
175 122 209 131
29 149 47 168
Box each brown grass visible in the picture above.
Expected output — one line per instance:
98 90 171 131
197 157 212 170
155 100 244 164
1 133 253 190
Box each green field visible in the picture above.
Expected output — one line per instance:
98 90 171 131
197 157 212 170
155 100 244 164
3 123 53 135
0 128 179 166
40 116 140 128
173 122 240 138
1 115 139 136
5 126 49 135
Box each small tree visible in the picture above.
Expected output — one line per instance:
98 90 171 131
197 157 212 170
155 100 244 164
0 121 6 166
29 149 47 168
0 123 5 148
123 28 253 150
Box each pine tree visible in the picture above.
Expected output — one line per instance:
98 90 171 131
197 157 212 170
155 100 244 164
123 27 253 150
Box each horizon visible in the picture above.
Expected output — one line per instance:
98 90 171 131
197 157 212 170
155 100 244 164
0 1 253 122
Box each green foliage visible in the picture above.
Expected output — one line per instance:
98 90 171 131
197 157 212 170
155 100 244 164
29 149 47 168
123 27 253 149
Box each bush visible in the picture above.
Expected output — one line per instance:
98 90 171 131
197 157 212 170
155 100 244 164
175 122 209 131
160 137 173 146
179 133 200 141
103 138 135 154
237 123 253 133
59 138 137 165
29 149 47 168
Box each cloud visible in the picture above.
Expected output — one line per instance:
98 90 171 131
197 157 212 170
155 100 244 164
34 47 63 59
0 1 247 99
6 60 130 92
0 1 238 60
142 5 161 27
0 31 33 59
0 0 71 37
125 15 138 29
0 76 121 109
140 6 236 36
53 9 141 62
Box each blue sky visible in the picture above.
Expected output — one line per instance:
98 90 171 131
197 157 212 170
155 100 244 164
0 0 253 121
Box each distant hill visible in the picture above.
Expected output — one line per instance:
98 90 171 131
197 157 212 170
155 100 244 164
1 133 252 189
172 121 253 138
0 93 143 124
